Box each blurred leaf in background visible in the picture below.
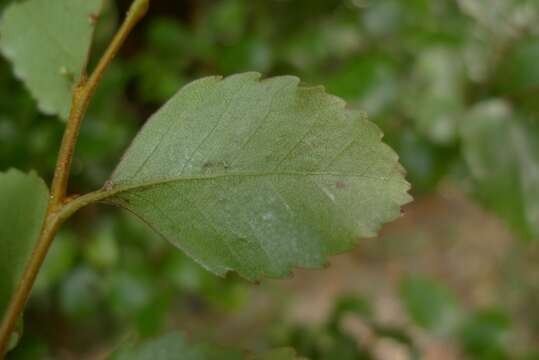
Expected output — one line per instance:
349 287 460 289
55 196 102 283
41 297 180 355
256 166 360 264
400 275 460 335
461 100 539 240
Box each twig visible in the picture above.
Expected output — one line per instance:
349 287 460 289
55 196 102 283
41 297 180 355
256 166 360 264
0 0 149 356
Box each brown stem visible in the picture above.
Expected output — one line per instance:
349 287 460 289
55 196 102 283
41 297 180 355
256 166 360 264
50 0 150 203
0 0 149 356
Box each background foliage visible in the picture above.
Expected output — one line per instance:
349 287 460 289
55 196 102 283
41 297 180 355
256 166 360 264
1 0 539 358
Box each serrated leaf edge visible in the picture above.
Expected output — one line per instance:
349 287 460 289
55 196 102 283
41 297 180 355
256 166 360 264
99 72 412 280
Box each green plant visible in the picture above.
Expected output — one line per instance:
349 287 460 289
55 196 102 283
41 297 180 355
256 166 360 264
0 0 410 358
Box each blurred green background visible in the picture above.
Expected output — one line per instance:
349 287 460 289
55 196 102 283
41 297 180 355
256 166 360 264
1 0 539 358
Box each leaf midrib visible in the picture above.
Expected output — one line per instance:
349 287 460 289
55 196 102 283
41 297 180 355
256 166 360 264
106 170 402 197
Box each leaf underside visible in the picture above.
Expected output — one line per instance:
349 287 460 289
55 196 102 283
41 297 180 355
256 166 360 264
106 72 411 281
0 0 102 119
0 169 48 315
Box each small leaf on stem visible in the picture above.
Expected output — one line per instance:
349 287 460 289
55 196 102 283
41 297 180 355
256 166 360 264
0 0 103 119
0 169 48 349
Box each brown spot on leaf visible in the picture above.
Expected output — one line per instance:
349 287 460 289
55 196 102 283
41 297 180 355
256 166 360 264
336 181 346 189
89 14 98 24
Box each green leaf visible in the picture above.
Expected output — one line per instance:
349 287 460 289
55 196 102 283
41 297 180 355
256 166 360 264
389 128 457 194
59 266 102 319
457 0 538 38
460 100 539 239
110 332 242 360
104 72 411 281
403 46 465 144
325 54 398 117
250 348 299 360
459 308 511 359
0 169 48 344
84 221 119 270
329 294 373 326
495 38 539 94
494 38 539 113
34 230 76 293
109 332 298 360
400 275 459 333
0 0 102 119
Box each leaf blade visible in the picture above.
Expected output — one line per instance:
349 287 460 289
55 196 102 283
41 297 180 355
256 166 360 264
107 72 411 280
0 169 48 317
0 0 102 119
